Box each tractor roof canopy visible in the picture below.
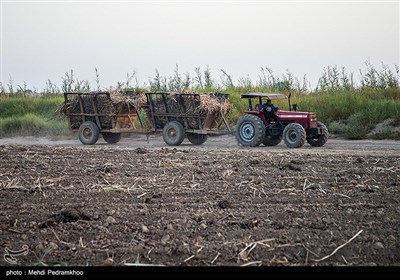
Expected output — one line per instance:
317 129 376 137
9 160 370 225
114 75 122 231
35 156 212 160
241 93 287 100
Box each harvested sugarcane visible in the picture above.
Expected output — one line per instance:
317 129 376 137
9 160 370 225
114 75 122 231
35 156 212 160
60 91 232 146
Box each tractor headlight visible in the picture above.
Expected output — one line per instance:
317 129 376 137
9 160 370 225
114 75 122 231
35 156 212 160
310 114 318 128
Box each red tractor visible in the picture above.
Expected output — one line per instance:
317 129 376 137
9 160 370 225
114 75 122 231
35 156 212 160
236 93 328 148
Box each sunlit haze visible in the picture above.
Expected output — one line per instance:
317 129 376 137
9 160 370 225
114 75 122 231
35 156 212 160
1 0 399 91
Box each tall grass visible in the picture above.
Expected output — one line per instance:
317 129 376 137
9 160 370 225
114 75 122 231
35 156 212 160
1 61 399 139
0 96 69 137
291 90 400 139
0 96 64 118
0 113 69 137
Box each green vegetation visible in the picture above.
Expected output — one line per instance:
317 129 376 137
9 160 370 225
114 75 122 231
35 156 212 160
289 90 400 139
0 95 63 118
1 62 399 139
0 96 69 137
370 128 400 140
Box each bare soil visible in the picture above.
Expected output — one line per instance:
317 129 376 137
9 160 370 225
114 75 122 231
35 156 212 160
0 135 399 266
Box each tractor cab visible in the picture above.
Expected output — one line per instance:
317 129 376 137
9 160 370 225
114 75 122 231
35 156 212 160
242 92 286 112
241 92 287 125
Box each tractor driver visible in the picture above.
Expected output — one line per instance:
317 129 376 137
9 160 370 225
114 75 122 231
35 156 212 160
259 99 278 120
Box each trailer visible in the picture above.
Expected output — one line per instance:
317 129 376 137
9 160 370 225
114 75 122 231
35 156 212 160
62 91 232 146
144 92 231 146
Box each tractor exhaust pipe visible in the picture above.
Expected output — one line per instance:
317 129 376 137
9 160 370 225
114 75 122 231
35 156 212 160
288 93 298 111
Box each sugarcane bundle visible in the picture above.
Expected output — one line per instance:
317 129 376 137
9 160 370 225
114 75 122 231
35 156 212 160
146 92 231 129
196 93 232 115
60 91 146 129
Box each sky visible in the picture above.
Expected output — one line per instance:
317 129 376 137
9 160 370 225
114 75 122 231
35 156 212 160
1 0 399 91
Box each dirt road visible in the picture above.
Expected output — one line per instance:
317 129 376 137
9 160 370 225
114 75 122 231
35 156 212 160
0 135 399 266
0 134 399 155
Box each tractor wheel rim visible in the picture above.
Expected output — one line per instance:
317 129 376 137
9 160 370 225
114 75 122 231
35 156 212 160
288 129 298 143
240 123 255 142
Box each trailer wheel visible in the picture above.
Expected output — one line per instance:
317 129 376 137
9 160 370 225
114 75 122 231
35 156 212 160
236 114 265 147
102 133 122 144
307 121 328 147
187 133 208 145
283 123 306 148
163 121 185 146
78 121 99 145
262 135 282 146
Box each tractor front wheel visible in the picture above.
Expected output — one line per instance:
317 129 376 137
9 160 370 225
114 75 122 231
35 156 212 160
283 123 306 148
307 121 328 147
236 114 265 147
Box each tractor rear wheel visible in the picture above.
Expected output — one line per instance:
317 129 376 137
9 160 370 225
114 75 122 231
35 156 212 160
102 132 122 144
283 123 306 148
78 121 100 145
236 114 265 147
187 133 208 145
262 135 282 146
163 121 185 146
307 121 328 147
